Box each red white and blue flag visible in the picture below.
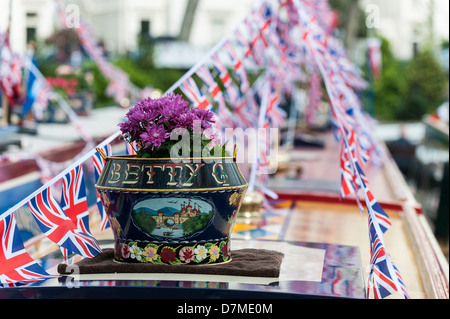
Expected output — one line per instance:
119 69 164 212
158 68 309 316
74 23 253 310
27 187 101 258
232 98 259 129
195 64 234 129
125 140 137 155
232 27 260 69
339 128 370 212
306 70 322 125
210 53 241 106
266 88 286 128
339 140 357 199
243 18 267 66
223 41 251 93
367 211 409 299
210 50 259 128
179 76 211 111
254 82 278 174
340 127 402 298
368 247 399 299
60 164 91 235
257 121 271 172
367 37 382 80
93 143 112 231
1 213 55 285
287 0 409 298
365 187 392 233
0 32 22 106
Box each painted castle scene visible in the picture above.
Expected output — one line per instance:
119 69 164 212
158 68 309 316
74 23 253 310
131 197 214 238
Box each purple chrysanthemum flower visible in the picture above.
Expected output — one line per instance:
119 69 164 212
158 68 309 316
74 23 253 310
117 94 222 157
170 108 197 130
193 108 215 129
158 94 190 122
140 123 171 150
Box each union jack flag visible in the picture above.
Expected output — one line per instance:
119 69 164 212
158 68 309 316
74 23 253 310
338 116 404 299
125 140 137 156
306 70 322 124
254 2 281 52
79 27 131 104
27 187 101 258
223 41 250 93
1 213 55 285
252 82 279 175
93 143 112 230
195 64 234 129
210 53 241 106
345 127 369 172
391 261 410 299
60 164 91 235
339 130 368 212
263 85 286 128
369 253 398 299
232 98 259 129
179 76 211 110
232 27 259 69
365 187 391 233
253 13 270 49
243 19 267 66
337 54 368 91
286 0 408 299
257 121 271 171
367 212 409 299
0 32 22 106
367 37 382 80
209 52 261 129
30 81 53 121
339 140 357 198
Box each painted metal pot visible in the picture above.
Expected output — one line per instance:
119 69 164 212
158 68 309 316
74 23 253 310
95 148 248 265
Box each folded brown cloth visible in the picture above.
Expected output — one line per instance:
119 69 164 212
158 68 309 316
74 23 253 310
58 248 284 278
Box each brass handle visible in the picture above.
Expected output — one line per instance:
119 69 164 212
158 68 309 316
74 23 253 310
96 147 108 161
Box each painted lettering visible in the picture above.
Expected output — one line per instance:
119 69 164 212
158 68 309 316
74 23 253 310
164 164 184 186
183 164 204 187
123 163 141 184
142 164 155 184
212 163 229 186
106 162 229 188
108 162 122 184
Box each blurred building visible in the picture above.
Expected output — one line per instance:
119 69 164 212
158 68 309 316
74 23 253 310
2 0 448 65
0 0 56 53
1 0 257 67
359 0 449 60
69 0 257 52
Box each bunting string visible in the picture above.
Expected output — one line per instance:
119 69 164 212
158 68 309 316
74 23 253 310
92 143 112 231
290 0 408 298
0 32 22 107
0 0 410 297
24 56 94 143
27 187 101 258
54 0 141 105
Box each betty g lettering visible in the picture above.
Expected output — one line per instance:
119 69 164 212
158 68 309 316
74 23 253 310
105 162 229 187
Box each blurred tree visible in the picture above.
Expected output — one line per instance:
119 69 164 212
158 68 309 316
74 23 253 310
399 48 448 120
113 58 185 93
136 28 155 70
82 60 115 108
441 40 449 50
372 37 408 120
